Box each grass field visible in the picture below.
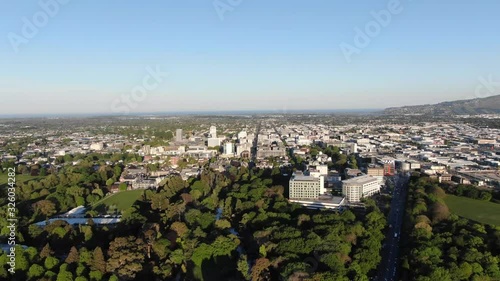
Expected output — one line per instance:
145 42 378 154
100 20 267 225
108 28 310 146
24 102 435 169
445 194 500 226
92 190 144 213
0 173 43 187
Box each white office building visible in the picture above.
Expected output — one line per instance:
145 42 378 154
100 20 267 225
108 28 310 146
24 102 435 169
176 129 183 142
342 175 380 203
207 138 221 147
224 142 235 156
289 173 325 199
210 126 217 138
318 164 328 175
238 131 247 139
236 143 252 157
90 142 104 151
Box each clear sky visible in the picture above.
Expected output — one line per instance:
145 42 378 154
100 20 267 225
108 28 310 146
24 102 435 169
1 0 499 115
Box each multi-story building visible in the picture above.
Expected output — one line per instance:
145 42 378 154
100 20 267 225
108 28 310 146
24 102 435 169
257 142 286 159
438 173 452 183
90 142 104 151
224 142 235 156
209 126 217 138
384 163 395 176
207 138 221 147
308 164 328 175
367 166 384 177
289 173 325 199
342 175 380 203
176 129 183 142
238 131 247 139
236 143 252 158
367 166 385 185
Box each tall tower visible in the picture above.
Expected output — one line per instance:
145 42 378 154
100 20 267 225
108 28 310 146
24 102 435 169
176 129 183 142
209 126 217 138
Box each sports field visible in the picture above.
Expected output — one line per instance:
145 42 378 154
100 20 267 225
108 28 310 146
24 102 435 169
445 194 500 226
92 189 144 212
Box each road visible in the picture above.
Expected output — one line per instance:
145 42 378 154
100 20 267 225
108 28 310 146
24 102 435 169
377 172 409 281
250 122 261 165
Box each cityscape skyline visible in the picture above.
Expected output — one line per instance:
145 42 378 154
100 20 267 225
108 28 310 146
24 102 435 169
2 1 500 280
2 0 500 115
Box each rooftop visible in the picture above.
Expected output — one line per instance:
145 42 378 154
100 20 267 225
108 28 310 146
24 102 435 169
291 175 322 182
342 175 378 185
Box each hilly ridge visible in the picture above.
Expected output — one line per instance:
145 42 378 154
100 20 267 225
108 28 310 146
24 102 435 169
383 95 500 115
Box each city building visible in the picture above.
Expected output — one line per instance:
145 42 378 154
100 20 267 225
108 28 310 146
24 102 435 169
384 162 395 176
345 168 363 178
236 143 252 158
238 131 247 139
207 138 221 147
289 173 325 199
289 195 346 210
224 142 235 156
367 166 385 185
308 164 328 175
438 173 452 183
342 175 380 203
176 129 183 142
367 166 384 177
210 126 217 138
257 141 286 159
90 142 104 151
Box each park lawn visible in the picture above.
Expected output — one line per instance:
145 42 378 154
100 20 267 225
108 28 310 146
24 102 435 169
0 173 44 187
444 194 500 226
92 189 144 212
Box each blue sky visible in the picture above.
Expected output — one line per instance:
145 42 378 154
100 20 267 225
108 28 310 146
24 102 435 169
1 0 499 115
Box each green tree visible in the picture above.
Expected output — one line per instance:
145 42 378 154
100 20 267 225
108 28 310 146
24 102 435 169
28 264 45 280
65 246 79 264
45 256 59 270
92 247 106 273
106 236 145 280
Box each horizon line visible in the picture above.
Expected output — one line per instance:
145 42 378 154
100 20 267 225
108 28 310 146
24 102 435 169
0 108 384 119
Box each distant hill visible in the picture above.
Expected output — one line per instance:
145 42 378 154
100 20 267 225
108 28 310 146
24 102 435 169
383 95 500 115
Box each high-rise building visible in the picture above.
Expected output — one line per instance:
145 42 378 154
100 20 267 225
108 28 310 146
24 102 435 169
176 129 183 142
142 145 151 155
236 143 252 157
289 173 325 199
237 130 247 139
209 126 217 138
224 142 235 155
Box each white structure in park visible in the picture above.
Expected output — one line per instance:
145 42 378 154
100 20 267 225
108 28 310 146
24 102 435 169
289 196 346 210
34 217 121 227
33 206 122 226
342 175 380 203
64 206 86 217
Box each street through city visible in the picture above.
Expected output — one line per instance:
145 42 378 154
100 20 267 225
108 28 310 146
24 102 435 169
377 173 410 281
